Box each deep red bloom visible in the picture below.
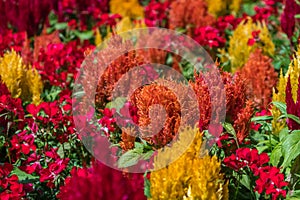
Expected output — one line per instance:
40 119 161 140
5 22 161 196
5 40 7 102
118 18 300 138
194 26 226 48
281 0 300 38
285 75 300 130
57 161 146 200
145 0 170 27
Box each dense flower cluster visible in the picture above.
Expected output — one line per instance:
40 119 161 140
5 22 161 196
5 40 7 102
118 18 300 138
239 49 278 108
224 148 288 200
1 0 300 199
227 18 275 71
150 127 228 200
57 161 146 200
0 51 43 104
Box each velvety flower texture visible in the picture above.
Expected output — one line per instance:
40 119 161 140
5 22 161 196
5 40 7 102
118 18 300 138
192 70 253 142
239 49 278 108
271 46 300 134
227 18 275 72
205 0 242 17
0 51 43 105
281 0 300 38
168 0 215 35
286 75 300 130
0 0 57 36
150 127 228 200
57 161 146 200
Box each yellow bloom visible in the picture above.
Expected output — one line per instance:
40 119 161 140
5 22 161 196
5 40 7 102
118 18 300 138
271 47 300 134
271 69 287 134
0 51 43 105
228 18 275 72
96 17 146 44
110 0 144 19
150 127 228 200
206 0 242 17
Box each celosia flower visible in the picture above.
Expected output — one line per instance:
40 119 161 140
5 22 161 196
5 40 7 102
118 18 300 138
227 18 275 72
206 0 242 17
110 0 144 19
239 49 278 108
0 51 43 105
57 161 146 200
272 46 300 134
130 83 181 148
281 0 300 38
168 0 215 35
0 0 57 36
150 127 228 200
285 75 300 130
192 70 252 143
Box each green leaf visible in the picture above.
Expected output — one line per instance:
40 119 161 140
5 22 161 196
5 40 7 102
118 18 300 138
270 143 282 166
54 22 68 30
11 167 39 183
279 127 289 141
74 30 94 41
106 97 127 113
144 177 151 198
272 101 287 115
141 150 154 160
281 130 300 168
286 114 300 125
48 11 58 26
239 174 251 191
251 115 273 122
223 122 236 137
118 149 141 168
134 142 144 150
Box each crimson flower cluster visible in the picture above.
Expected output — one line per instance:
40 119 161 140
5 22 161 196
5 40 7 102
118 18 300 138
0 163 26 200
57 161 146 200
193 26 226 48
144 0 170 27
34 41 93 88
27 91 75 143
286 75 300 130
224 148 288 199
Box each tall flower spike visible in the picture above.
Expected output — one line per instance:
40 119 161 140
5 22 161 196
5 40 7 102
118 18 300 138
239 49 278 108
272 46 300 134
206 0 242 17
150 127 228 200
271 69 287 134
286 75 300 130
0 51 43 105
227 18 275 72
110 0 144 19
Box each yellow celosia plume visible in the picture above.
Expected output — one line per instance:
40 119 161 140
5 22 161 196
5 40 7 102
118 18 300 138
228 18 275 72
110 0 144 19
206 0 242 17
95 17 146 46
271 47 300 134
150 127 228 200
0 51 43 105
